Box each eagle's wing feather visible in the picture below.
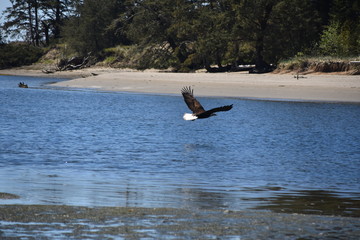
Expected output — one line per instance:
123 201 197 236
181 86 205 114
207 104 233 113
197 104 233 118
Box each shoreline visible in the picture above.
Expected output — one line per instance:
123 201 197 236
1 67 359 103
0 204 359 239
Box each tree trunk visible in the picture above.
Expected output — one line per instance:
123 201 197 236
42 21 50 45
54 0 61 38
254 2 275 70
34 0 40 46
27 2 34 45
255 34 266 68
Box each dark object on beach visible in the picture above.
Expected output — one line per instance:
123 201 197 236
249 64 276 74
294 73 307 79
206 64 255 73
42 69 55 74
206 64 233 73
181 86 233 121
18 82 28 88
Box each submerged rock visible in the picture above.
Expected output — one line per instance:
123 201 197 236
0 192 20 199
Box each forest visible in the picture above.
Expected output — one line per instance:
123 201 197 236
0 0 359 72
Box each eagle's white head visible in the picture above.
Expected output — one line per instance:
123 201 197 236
183 113 198 121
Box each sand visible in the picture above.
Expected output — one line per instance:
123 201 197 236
1 67 359 102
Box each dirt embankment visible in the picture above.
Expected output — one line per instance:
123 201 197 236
276 59 360 75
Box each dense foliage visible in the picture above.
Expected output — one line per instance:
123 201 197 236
0 43 43 69
1 0 359 71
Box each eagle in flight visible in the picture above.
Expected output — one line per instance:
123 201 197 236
181 86 233 121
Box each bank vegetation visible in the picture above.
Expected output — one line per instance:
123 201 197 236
1 0 359 74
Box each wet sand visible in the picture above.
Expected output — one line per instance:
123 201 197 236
0 204 359 239
1 67 359 102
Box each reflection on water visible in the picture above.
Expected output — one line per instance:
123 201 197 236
251 189 360 217
0 75 360 218
175 188 230 209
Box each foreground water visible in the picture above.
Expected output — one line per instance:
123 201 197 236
1 75 360 214
1 75 360 239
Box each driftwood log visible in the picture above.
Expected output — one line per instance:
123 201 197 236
57 54 95 71
205 64 256 73
42 55 95 74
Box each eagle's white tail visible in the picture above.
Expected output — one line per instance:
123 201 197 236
183 113 198 121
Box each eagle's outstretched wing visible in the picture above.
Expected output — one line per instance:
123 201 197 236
181 86 205 114
197 105 233 118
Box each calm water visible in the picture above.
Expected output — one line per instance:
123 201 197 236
1 75 360 214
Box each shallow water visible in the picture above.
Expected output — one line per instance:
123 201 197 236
1 205 359 239
1 75 359 216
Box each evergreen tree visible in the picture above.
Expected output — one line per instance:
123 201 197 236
2 0 78 45
40 0 79 41
269 0 322 59
2 0 41 45
319 0 360 56
62 0 125 55
192 0 235 71
2 0 356 70
0 29 4 44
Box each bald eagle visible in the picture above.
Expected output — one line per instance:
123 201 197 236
181 86 233 121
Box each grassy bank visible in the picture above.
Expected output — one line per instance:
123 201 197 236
276 56 360 75
2 43 360 75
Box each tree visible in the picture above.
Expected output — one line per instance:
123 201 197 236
0 29 4 44
231 0 323 70
119 0 236 71
112 0 189 69
269 0 322 59
231 0 277 70
319 0 360 56
40 0 80 42
62 0 126 55
187 1 236 71
2 0 78 45
2 0 349 71
2 0 41 45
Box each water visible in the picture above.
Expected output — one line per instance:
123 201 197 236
1 75 360 214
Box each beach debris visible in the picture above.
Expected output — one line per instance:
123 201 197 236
205 64 257 73
18 82 28 88
42 69 55 74
294 73 307 79
349 61 360 75
249 64 276 74
57 53 95 71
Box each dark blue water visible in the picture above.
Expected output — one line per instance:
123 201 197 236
1 75 359 212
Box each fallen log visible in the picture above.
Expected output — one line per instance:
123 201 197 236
57 54 95 71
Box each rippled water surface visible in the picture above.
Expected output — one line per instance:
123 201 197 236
1 75 360 214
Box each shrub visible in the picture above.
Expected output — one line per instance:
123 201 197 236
0 43 44 69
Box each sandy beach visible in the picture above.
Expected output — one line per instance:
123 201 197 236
1 67 359 102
